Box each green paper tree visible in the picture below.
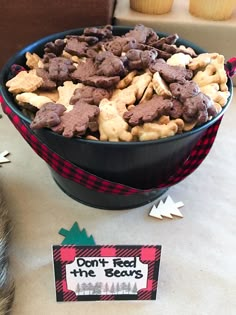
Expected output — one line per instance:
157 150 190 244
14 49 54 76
59 222 96 245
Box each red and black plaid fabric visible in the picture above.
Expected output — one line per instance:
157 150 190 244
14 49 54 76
225 57 236 77
52 245 161 301
1 96 222 195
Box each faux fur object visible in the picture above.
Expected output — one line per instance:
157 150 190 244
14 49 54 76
0 188 14 315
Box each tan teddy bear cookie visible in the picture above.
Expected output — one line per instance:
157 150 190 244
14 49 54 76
200 83 230 113
167 52 192 67
6 70 43 94
131 117 184 141
98 98 133 142
57 81 84 109
111 72 153 106
25 52 43 69
189 53 229 95
16 92 52 109
152 72 172 97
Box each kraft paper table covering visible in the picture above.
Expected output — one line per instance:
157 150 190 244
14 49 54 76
0 89 235 314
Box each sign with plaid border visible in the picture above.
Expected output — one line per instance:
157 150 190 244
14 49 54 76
52 245 161 301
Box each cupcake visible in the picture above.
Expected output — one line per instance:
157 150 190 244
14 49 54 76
130 0 174 15
189 0 236 21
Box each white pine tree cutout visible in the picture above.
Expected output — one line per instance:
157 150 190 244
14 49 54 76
0 151 10 164
149 195 184 220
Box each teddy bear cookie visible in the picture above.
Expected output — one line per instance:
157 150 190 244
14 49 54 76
5 24 230 142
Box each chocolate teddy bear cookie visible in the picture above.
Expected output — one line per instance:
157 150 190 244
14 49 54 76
125 49 158 70
70 85 111 106
169 80 200 102
169 81 218 125
30 102 66 129
123 95 173 126
182 93 217 125
71 54 123 89
52 100 100 137
150 59 193 83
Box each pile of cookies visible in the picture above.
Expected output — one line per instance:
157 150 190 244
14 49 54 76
6 24 230 141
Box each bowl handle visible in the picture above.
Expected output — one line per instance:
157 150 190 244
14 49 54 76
1 96 222 195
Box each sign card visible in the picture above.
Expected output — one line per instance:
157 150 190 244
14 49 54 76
52 245 161 301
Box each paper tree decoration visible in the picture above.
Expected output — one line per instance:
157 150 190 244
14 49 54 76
0 151 10 164
149 195 184 220
59 222 96 245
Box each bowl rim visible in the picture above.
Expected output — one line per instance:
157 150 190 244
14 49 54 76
0 25 233 146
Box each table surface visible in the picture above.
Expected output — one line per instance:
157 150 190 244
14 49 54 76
0 87 235 314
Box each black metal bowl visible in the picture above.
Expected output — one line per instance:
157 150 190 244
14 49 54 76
0 26 233 209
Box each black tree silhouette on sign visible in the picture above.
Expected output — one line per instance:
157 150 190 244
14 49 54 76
76 283 81 295
127 282 131 294
116 282 120 294
104 282 109 294
121 282 128 294
110 283 115 295
75 281 139 295
92 282 102 295
132 282 138 294
81 282 88 294
87 282 93 294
